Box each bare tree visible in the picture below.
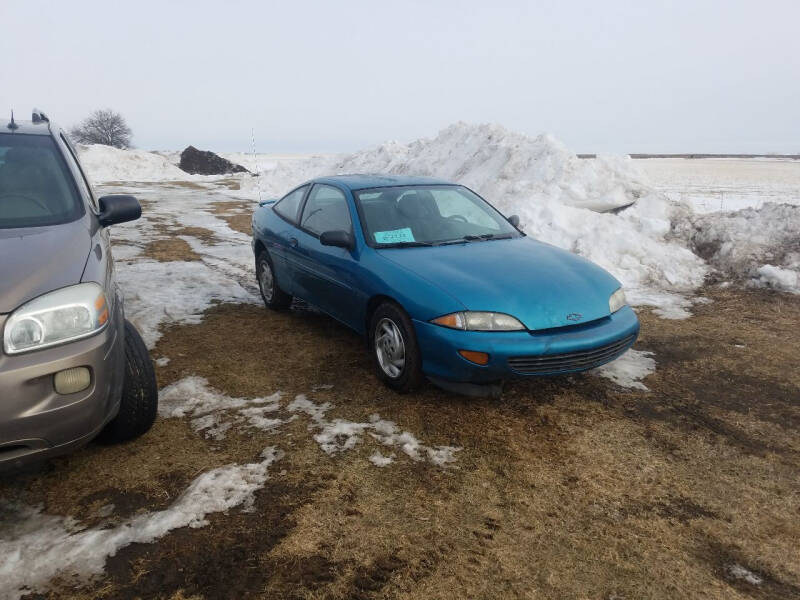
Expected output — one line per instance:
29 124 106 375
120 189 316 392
69 109 132 149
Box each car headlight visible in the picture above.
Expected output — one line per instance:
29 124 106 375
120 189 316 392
431 311 525 331
3 283 110 355
609 288 627 314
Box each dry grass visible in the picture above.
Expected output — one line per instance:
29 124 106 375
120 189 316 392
210 200 254 235
142 238 201 262
2 287 798 599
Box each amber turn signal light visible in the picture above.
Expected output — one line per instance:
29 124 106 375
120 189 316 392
458 350 490 365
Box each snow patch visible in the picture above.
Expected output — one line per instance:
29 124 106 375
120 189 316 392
727 564 763 585
592 349 656 390
159 377 285 438
288 395 460 467
116 259 256 348
0 448 280 600
369 451 395 467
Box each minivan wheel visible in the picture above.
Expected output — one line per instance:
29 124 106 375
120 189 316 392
99 320 158 443
369 302 424 393
257 250 292 310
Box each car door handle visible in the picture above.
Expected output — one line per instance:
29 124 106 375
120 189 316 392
289 237 298 248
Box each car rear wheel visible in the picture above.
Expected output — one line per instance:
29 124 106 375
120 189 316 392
370 302 424 393
99 320 158 443
257 250 292 310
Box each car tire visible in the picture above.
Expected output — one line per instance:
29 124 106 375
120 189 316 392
99 320 158 443
369 302 424 393
257 250 292 310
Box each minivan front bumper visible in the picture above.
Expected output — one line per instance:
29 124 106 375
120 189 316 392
0 308 125 472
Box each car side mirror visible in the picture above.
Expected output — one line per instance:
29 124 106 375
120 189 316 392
320 230 354 250
98 195 141 227
508 214 520 228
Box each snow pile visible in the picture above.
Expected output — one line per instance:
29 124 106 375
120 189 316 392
675 202 800 294
77 144 193 182
243 123 709 315
0 448 280 600
592 349 656 390
333 122 651 211
288 395 461 467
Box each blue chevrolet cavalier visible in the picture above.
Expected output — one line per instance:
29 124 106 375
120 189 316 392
251 175 639 393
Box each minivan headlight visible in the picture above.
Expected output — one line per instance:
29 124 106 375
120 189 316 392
431 311 525 331
609 288 627 314
3 283 109 355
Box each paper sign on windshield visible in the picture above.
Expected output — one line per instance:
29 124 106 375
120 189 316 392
374 228 415 244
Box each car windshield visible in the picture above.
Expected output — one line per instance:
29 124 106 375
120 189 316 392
354 185 520 247
0 133 84 229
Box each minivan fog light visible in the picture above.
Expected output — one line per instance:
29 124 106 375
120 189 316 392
54 367 91 395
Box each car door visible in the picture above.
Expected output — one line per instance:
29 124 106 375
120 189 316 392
269 184 310 295
291 183 361 327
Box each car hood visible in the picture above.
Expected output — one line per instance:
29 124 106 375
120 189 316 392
0 220 91 314
377 237 621 330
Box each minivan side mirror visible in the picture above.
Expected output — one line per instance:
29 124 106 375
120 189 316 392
98 195 141 227
320 230 354 250
508 214 520 228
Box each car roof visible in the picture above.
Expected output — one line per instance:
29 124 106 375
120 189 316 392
313 174 453 191
2 119 53 136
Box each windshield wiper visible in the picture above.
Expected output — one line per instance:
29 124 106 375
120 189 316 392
377 241 436 248
435 233 514 246
479 233 514 240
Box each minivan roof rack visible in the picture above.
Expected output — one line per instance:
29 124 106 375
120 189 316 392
32 108 49 123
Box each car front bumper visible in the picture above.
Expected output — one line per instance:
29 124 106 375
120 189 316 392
414 305 640 383
0 309 125 472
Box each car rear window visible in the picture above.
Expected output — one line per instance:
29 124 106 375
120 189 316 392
0 133 84 229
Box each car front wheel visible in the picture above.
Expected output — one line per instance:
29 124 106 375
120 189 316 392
99 320 158 443
369 302 424 393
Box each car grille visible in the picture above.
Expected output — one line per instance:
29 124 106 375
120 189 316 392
507 335 636 375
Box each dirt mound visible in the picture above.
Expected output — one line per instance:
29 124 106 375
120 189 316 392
178 146 251 175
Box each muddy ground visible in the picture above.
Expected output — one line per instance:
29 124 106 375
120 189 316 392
1 281 797 600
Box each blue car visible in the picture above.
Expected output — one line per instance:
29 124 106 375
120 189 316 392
251 175 639 394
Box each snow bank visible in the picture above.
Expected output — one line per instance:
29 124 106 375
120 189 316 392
0 448 280 600
333 122 650 212
77 144 193 182
242 123 709 315
675 202 800 293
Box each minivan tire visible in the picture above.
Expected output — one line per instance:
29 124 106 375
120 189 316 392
369 302 424 393
99 320 158 443
257 250 292 310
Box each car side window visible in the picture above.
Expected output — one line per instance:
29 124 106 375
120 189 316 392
301 184 352 236
273 185 308 223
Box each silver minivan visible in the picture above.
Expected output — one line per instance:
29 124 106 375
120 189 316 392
0 111 157 471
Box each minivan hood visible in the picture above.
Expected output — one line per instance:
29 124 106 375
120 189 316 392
0 220 91 314
377 237 621 330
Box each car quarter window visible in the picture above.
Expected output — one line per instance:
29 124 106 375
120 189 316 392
300 184 352 236
273 185 309 223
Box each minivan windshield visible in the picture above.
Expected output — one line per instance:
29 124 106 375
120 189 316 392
0 133 84 229
354 185 520 247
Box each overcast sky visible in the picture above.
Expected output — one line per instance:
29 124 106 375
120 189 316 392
1 1 798 154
